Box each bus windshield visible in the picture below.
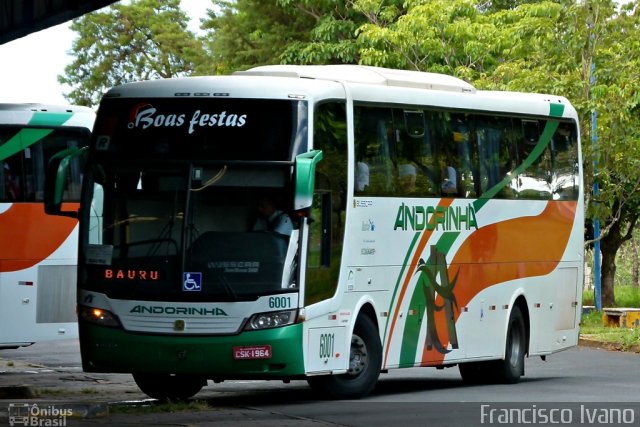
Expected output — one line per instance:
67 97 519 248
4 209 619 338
82 98 307 302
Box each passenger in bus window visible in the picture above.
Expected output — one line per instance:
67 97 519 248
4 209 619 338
253 195 293 236
441 165 458 195
356 161 369 192
3 163 21 201
398 163 418 195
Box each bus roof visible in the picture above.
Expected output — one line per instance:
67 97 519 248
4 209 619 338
102 65 577 120
0 103 94 114
236 64 477 94
0 103 95 128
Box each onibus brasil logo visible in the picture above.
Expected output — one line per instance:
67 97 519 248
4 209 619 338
8 403 72 426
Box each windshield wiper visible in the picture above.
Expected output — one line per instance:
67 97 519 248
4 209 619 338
216 271 237 301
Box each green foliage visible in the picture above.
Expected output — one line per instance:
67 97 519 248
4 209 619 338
200 0 316 74
59 0 205 106
60 0 640 305
277 0 373 65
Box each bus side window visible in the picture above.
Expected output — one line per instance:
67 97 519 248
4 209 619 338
32 133 85 201
514 119 552 200
306 101 346 306
395 109 437 197
2 160 22 202
475 117 518 198
550 124 579 200
354 107 394 196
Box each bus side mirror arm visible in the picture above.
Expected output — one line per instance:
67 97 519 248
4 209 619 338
44 146 87 218
294 150 323 211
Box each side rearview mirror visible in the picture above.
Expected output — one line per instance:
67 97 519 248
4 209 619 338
44 146 88 218
294 150 323 211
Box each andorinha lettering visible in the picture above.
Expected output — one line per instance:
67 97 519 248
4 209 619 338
130 305 228 316
394 202 478 231
128 104 247 134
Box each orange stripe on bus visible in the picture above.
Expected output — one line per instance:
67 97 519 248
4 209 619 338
419 201 577 366
383 198 454 368
0 203 79 272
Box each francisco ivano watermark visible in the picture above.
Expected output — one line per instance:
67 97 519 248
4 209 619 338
480 404 637 424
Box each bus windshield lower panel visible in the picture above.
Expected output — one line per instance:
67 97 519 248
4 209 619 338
82 162 299 303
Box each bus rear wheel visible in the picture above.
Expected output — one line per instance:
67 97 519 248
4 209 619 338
495 305 526 383
132 373 206 401
307 315 382 399
459 305 526 384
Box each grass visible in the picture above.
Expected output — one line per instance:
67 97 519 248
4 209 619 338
582 285 640 308
580 310 640 352
580 285 640 352
35 388 65 396
110 400 210 414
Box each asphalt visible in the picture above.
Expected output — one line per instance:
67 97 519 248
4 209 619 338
0 338 637 426
0 356 332 426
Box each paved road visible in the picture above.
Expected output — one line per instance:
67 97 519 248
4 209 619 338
1 339 639 426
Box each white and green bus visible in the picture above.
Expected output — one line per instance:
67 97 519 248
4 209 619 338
1 103 94 349
45 65 583 400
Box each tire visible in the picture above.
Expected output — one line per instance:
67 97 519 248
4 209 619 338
495 305 526 384
307 315 382 399
132 373 206 401
459 305 526 385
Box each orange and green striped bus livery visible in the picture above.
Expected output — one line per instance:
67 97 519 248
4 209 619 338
45 65 583 400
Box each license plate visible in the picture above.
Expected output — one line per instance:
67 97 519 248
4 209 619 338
233 345 272 360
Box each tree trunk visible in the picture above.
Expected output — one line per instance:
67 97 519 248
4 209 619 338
599 217 625 308
631 237 639 288
600 248 616 307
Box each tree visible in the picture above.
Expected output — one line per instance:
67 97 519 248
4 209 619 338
59 0 205 107
200 0 381 71
281 0 640 306
277 0 384 65
61 0 640 305
199 0 315 74
576 0 640 306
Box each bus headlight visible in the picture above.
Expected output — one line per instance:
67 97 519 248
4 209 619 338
79 306 120 327
246 310 297 330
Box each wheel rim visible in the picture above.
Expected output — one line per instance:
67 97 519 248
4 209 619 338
348 333 368 376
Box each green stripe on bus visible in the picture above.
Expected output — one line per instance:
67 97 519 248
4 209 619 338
398 231 460 366
549 103 565 117
0 111 73 161
397 114 562 364
383 231 421 344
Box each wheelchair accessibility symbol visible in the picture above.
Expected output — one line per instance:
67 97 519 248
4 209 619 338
183 272 202 292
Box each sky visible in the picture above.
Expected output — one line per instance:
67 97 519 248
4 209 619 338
0 0 211 106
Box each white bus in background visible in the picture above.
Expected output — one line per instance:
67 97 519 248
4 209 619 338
45 65 583 400
0 103 94 349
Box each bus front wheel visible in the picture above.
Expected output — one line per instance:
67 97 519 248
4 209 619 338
132 373 206 401
307 315 382 399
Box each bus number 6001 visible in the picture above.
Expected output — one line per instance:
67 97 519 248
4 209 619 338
268 296 291 309
319 333 335 359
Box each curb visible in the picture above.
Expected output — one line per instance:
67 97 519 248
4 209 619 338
0 386 33 399
579 337 640 353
